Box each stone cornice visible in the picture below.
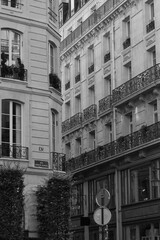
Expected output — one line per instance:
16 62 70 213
60 0 137 61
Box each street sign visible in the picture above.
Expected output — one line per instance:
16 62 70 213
96 189 110 207
93 207 111 226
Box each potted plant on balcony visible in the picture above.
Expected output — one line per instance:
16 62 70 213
1 52 8 77
49 73 61 91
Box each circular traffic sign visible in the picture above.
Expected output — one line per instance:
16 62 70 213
96 189 110 207
93 207 111 226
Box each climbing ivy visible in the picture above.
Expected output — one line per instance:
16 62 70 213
0 166 24 240
36 174 71 240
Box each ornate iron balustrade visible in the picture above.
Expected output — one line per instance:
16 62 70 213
112 64 160 104
62 113 82 134
65 81 70 90
98 95 112 115
65 121 160 171
60 0 123 51
88 64 94 74
0 65 27 81
62 118 70 133
104 52 110 63
1 144 28 159
51 152 66 171
83 104 97 123
48 7 57 23
146 20 155 33
123 37 131 49
75 74 80 83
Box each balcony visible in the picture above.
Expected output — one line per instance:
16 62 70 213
62 112 82 134
49 73 61 92
51 152 66 171
104 52 110 63
146 20 155 34
112 64 160 105
1 144 28 159
65 121 160 172
98 95 112 116
75 73 80 83
123 37 131 50
83 104 97 124
48 7 57 23
65 81 70 90
0 65 27 81
88 64 94 74
60 0 124 52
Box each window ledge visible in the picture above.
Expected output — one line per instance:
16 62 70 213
1 5 23 13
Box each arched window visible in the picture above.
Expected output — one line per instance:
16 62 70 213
1 29 22 66
49 42 57 74
2 100 22 157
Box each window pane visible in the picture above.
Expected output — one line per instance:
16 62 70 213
13 130 21 144
11 31 20 64
13 116 21 130
2 115 9 128
2 100 9 114
2 129 10 142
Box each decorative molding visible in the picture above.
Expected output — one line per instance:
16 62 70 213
84 122 96 132
139 150 146 158
145 33 155 49
60 0 134 61
104 63 111 76
65 92 71 101
88 76 95 86
123 49 131 64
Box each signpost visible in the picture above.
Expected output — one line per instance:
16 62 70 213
93 189 112 240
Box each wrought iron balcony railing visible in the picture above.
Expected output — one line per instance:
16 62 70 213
98 95 112 115
146 20 155 33
51 152 66 171
65 121 160 171
0 65 27 81
65 81 70 90
88 64 94 74
48 7 57 23
104 52 111 63
60 0 123 51
1 144 28 159
123 37 131 49
112 63 160 104
83 104 97 123
75 73 80 83
62 113 82 134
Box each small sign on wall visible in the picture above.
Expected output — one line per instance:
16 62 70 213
35 160 49 168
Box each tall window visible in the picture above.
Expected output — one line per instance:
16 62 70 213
75 138 81 156
49 42 57 74
1 29 21 66
146 0 155 33
123 16 131 49
88 180 96 212
65 142 71 160
2 100 21 157
89 130 95 150
89 85 95 105
65 101 71 119
65 64 70 90
1 0 21 8
75 56 81 83
103 32 111 63
88 45 94 74
75 94 81 114
153 101 158 123
52 111 56 152
104 75 111 96
71 184 84 216
105 122 113 143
